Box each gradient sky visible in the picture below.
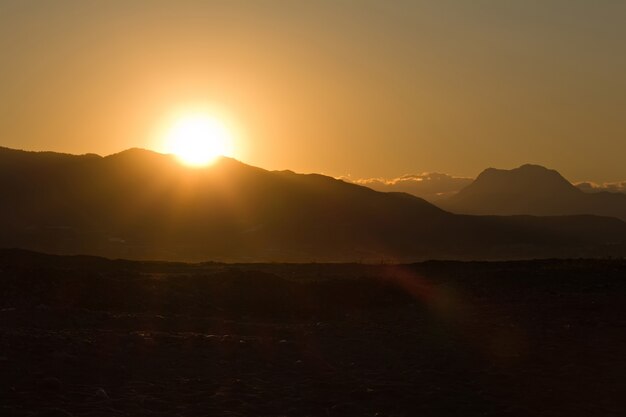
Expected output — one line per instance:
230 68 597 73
1 0 625 182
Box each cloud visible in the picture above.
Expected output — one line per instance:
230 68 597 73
575 181 626 194
343 173 473 201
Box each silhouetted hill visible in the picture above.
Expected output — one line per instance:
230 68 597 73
440 164 626 221
1 148 625 261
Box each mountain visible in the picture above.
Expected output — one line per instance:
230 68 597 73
439 164 626 221
0 147 625 261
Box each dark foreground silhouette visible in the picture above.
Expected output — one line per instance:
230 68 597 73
1 249 624 416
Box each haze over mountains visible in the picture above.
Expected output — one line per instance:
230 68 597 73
1 146 625 262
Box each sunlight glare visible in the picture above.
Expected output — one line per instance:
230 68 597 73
164 115 234 167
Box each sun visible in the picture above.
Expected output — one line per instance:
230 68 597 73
164 114 234 167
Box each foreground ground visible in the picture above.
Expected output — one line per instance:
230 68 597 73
1 250 625 416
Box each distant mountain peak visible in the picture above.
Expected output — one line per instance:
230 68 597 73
440 163 626 220
472 164 577 192
479 163 565 178
519 163 551 170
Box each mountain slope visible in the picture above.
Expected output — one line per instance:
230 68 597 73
0 148 625 261
440 164 626 221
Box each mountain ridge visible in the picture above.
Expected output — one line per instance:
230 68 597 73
0 147 624 262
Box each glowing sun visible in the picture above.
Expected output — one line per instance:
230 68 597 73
164 115 234 166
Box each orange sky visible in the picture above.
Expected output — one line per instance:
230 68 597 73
1 1 625 182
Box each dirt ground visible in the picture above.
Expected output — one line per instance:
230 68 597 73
1 252 625 416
